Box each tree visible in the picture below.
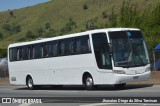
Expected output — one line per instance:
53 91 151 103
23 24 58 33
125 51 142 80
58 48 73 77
119 1 138 27
0 49 7 58
108 7 117 27
46 28 56 37
0 32 3 40
25 31 35 38
60 18 77 33
86 19 97 30
150 3 160 27
102 11 108 19
12 24 21 33
83 4 88 10
2 23 21 34
3 24 11 32
9 10 15 18
36 27 44 36
45 22 51 29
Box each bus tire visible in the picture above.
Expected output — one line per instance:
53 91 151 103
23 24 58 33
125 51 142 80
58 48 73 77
27 77 35 90
85 75 95 90
114 83 126 89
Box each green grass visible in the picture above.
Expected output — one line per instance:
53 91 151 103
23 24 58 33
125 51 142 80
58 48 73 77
0 0 159 50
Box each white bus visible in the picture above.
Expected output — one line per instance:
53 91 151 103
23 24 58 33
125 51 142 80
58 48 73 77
8 28 150 90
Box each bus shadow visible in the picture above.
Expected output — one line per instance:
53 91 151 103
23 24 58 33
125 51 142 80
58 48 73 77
15 84 154 91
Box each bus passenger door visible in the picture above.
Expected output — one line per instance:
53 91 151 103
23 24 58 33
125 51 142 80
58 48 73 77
92 32 112 72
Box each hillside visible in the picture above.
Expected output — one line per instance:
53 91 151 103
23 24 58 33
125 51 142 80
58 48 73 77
0 0 160 57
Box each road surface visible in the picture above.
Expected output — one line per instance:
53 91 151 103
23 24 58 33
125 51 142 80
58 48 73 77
0 84 160 106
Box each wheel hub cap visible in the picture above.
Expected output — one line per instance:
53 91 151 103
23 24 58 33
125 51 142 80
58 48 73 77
86 78 93 87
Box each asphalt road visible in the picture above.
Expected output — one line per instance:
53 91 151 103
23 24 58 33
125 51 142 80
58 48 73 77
0 84 160 106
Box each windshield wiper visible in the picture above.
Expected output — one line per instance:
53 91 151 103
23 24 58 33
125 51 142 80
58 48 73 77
125 51 133 68
132 48 145 66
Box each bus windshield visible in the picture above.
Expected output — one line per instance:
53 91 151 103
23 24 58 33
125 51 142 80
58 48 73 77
109 31 149 68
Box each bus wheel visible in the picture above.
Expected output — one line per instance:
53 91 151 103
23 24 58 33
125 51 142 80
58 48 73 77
27 77 35 90
85 76 94 90
114 83 126 89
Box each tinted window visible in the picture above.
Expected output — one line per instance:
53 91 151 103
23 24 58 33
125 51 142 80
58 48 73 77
9 48 13 61
9 48 15 61
65 38 74 55
43 43 48 57
53 42 58 56
33 44 42 59
9 35 92 62
59 40 65 56
48 42 53 57
19 47 23 60
109 31 148 67
28 46 33 59
109 31 128 39
9 48 19 61
75 35 91 54
22 46 28 60
92 33 112 69
16 48 20 60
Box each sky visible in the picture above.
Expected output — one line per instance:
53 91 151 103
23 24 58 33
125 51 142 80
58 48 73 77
0 0 50 12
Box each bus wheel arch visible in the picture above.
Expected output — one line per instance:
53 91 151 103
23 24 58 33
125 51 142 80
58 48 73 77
26 75 35 90
82 72 95 90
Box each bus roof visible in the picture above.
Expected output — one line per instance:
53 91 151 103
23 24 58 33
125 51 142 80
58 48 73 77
8 28 140 48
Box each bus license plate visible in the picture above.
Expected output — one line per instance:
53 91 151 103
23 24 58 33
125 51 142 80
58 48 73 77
133 76 139 79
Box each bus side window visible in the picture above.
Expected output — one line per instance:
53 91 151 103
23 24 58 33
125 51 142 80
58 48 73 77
88 38 91 52
12 48 17 61
75 37 81 54
53 41 58 57
29 46 34 59
32 46 34 59
75 35 91 54
48 42 53 57
34 44 43 59
27 46 30 59
65 38 74 55
19 47 23 60
43 43 48 57
9 48 13 61
80 36 90 53
70 38 74 54
16 48 19 61
22 46 28 60
59 40 65 56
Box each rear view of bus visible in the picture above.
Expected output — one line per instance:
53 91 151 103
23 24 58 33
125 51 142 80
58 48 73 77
107 28 150 88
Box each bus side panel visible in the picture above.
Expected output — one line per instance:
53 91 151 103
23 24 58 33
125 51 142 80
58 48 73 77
48 54 95 85
8 53 97 85
93 71 114 85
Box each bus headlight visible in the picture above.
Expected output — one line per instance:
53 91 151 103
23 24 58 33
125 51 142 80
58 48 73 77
145 67 150 72
113 70 125 74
